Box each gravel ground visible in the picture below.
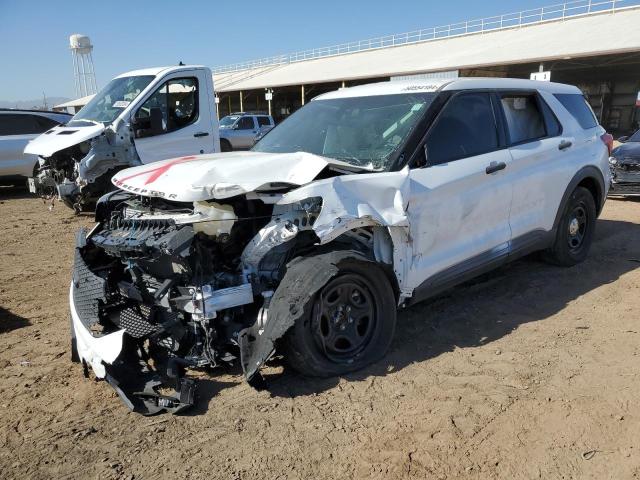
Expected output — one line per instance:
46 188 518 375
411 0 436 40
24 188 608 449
0 186 639 480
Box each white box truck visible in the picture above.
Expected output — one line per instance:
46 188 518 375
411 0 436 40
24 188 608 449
25 65 220 211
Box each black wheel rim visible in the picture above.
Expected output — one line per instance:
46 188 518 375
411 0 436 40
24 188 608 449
567 202 588 253
311 274 378 364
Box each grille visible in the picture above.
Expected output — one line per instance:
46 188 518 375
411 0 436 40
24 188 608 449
115 305 158 338
72 248 107 334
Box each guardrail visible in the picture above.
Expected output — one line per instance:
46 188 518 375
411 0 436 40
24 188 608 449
212 0 639 74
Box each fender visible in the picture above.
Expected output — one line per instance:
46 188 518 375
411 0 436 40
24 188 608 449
238 251 370 381
552 165 606 234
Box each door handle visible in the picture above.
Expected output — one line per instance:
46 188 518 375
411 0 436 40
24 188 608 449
486 161 507 174
558 140 572 150
194 132 209 138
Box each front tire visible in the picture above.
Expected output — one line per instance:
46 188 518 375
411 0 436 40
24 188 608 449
220 139 232 152
283 258 396 377
544 186 596 266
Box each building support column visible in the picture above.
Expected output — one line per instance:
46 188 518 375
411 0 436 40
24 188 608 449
301 85 305 106
239 91 243 112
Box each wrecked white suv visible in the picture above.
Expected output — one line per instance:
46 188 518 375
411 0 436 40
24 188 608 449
70 78 610 414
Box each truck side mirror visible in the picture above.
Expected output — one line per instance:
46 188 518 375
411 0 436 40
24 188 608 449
150 107 165 136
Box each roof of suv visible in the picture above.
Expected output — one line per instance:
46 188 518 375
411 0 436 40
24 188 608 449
228 112 271 116
0 108 72 116
315 77 581 100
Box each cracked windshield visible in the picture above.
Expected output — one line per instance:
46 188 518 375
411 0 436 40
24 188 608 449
253 92 436 170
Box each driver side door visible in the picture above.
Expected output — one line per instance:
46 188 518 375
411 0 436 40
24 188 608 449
133 72 214 163
405 91 513 296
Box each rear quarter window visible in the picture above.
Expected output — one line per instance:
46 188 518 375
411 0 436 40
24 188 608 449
554 94 598 129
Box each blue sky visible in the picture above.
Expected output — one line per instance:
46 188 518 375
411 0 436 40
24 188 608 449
0 0 548 101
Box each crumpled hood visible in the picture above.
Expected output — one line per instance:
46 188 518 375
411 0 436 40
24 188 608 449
112 151 338 202
612 142 640 161
24 123 105 157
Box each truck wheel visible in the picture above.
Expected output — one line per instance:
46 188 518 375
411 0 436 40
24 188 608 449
283 258 396 377
544 186 596 266
220 139 232 152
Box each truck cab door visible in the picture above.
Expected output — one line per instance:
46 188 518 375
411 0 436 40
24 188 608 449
233 116 258 149
132 70 215 164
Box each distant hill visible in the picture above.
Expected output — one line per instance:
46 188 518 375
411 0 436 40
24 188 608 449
0 97 71 110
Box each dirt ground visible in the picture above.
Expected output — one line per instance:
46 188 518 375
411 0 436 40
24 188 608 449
0 186 639 480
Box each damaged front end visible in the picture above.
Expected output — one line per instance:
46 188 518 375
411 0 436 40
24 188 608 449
28 124 139 212
609 156 640 196
70 190 323 414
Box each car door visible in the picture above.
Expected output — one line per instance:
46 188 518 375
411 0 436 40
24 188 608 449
133 71 215 164
0 113 43 177
235 116 258 149
498 90 576 245
405 91 513 292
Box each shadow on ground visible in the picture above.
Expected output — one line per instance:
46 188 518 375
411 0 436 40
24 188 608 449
0 184 32 201
0 306 31 333
260 218 640 399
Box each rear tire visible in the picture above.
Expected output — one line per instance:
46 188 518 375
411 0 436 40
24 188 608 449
543 186 596 266
283 258 396 377
220 139 232 152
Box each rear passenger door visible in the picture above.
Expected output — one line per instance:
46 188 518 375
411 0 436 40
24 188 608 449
406 91 513 290
498 91 577 245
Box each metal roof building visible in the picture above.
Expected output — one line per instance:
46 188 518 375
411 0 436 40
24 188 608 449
57 0 640 132
212 0 640 133
213 2 640 92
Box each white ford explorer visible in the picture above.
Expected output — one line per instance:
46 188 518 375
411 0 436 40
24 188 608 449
69 78 611 414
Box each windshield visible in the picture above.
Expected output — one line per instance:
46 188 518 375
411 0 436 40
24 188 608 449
219 115 239 127
68 75 154 126
252 93 436 170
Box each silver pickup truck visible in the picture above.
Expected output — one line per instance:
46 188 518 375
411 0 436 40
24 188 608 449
218 112 274 151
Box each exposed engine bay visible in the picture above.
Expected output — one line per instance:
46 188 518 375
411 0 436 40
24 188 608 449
72 189 336 414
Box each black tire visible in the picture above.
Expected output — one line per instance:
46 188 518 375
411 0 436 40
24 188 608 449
220 139 232 152
544 186 596 266
283 258 396 377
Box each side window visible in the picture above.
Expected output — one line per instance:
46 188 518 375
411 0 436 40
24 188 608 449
257 116 271 127
423 92 499 165
134 77 198 136
237 117 255 130
539 98 562 137
554 93 598 129
500 94 546 144
0 114 41 135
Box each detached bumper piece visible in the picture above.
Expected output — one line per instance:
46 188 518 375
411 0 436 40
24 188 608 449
609 182 640 196
71 229 196 415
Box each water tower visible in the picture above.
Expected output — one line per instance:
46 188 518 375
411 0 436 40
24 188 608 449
69 34 97 98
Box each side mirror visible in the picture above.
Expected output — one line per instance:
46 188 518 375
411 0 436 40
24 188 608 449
618 136 628 143
149 107 165 136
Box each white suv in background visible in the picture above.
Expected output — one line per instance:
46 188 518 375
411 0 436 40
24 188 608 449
0 109 71 183
70 78 611 414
